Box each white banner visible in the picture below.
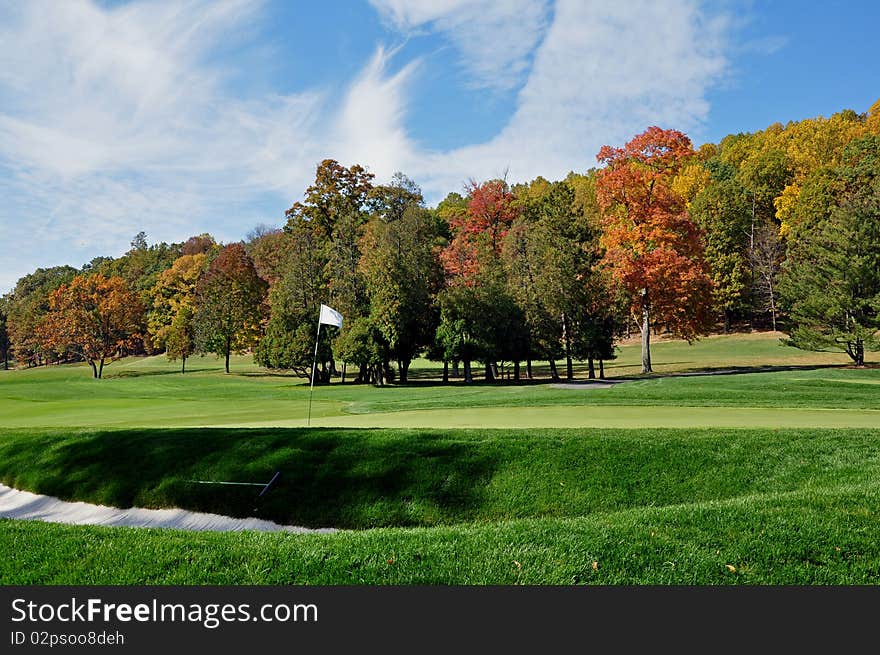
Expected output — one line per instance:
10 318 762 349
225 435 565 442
318 304 343 328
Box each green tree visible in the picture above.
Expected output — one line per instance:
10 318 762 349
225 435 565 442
779 182 880 365
360 186 444 383
194 244 267 374
690 176 752 331
0 295 10 370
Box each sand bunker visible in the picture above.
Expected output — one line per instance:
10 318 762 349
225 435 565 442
0 484 335 534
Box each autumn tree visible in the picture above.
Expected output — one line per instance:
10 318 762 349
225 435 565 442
194 243 267 374
246 227 292 287
165 305 196 373
148 253 209 350
441 179 518 282
37 275 145 378
0 296 10 370
182 233 219 256
6 266 78 367
596 127 713 373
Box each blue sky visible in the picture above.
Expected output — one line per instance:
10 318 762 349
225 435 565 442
0 0 878 293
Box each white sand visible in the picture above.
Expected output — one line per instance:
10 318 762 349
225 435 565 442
0 484 335 534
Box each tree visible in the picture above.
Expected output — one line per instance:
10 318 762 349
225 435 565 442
0 296 10 370
749 221 784 331
7 266 79 367
194 244 267 374
360 196 444 383
441 179 518 282
779 181 880 366
257 160 374 379
689 175 753 331
37 275 144 378
596 127 713 374
165 305 196 373
148 253 209 351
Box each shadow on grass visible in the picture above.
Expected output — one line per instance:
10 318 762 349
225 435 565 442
0 428 500 529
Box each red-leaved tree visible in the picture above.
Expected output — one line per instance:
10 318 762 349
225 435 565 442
441 179 519 283
596 127 713 373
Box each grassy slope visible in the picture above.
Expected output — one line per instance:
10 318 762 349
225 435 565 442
4 481 879 584
2 427 879 528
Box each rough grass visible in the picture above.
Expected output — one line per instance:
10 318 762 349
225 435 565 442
1 427 878 529
3 481 879 584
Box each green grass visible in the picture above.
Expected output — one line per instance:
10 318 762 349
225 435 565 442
4 480 879 584
2 427 879 529
0 333 877 430
2 331 879 584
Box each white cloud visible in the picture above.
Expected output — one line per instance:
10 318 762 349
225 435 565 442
0 0 730 293
370 0 551 93
393 0 729 194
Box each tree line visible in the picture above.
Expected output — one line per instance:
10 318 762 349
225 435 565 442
1 99 878 379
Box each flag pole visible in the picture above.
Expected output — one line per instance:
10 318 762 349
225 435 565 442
307 311 322 427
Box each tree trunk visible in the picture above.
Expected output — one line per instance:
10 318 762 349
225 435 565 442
485 362 495 382
599 359 605 379
463 360 473 384
181 356 186 374
588 357 595 379
723 310 731 334
549 360 560 381
562 312 573 380
443 361 449 383
453 361 460 378
641 290 652 374
526 359 533 380
399 359 409 384
225 338 231 374
849 339 865 366
514 360 521 381
768 281 777 332
98 358 105 379
89 360 98 379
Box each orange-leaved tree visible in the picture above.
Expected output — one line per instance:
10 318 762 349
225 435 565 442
38 274 145 378
596 127 713 373
441 179 519 283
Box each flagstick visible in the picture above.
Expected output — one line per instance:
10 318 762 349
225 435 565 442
307 315 322 427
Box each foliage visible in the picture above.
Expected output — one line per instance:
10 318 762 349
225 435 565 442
360 197 444 382
193 244 267 374
779 182 880 365
596 127 713 373
147 253 209 351
37 275 145 378
6 266 78 367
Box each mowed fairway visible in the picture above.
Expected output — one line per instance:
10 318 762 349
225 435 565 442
1 332 879 584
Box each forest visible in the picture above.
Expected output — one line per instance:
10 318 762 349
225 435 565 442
1 100 879 380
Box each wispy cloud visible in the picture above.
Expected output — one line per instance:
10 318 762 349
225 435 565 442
369 0 551 93
0 0 730 293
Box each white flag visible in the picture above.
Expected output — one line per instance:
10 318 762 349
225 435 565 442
319 304 343 328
